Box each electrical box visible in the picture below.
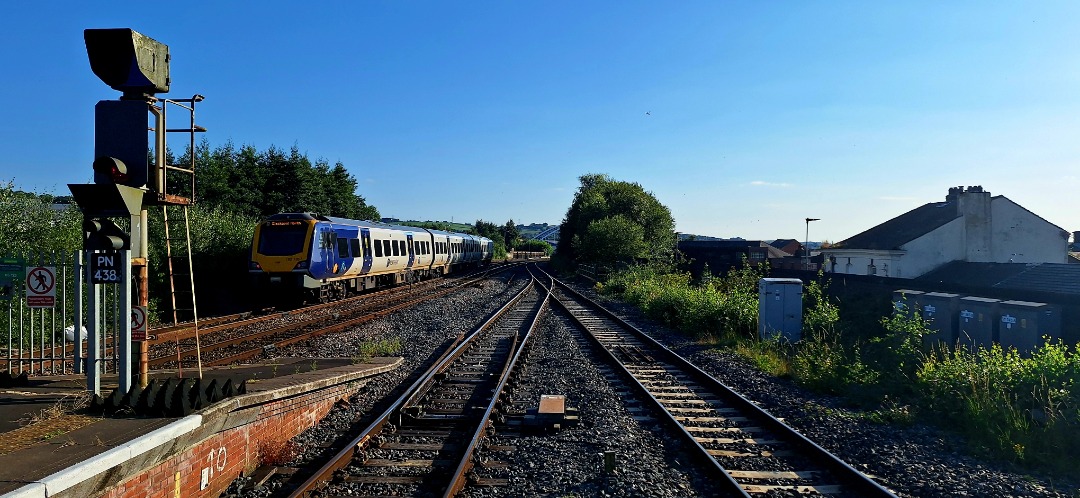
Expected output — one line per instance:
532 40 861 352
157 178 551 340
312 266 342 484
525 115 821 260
891 289 925 318
957 296 1000 350
920 292 960 348
758 278 803 342
998 300 1060 355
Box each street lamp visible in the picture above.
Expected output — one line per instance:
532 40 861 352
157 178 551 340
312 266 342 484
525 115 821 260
804 218 820 270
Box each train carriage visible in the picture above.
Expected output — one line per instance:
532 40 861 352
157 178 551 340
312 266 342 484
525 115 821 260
250 213 492 303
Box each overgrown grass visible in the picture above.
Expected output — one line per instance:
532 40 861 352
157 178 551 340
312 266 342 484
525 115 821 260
352 337 403 363
598 263 1080 479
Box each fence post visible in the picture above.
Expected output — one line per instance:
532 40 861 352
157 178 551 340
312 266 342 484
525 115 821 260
74 250 84 375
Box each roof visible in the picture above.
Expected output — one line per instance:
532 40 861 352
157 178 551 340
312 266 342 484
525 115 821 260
678 240 791 259
832 201 960 250
770 239 799 249
918 261 1080 296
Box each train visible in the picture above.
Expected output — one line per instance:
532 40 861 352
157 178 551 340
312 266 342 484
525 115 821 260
249 213 494 303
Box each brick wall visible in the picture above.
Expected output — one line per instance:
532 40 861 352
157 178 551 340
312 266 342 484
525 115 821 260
100 381 354 498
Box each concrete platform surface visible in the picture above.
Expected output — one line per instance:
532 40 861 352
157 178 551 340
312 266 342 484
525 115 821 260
0 356 400 496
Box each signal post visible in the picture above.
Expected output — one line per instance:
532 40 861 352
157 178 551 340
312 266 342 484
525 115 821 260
68 29 204 394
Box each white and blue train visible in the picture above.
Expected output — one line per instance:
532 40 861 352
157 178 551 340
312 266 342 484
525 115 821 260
249 213 493 303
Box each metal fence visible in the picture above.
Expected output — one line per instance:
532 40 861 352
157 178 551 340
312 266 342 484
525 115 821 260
2 251 123 377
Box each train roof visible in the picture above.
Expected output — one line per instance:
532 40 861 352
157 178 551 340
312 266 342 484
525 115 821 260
268 213 491 243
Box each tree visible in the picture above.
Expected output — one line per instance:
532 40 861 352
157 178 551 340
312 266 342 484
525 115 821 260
189 141 379 220
501 219 520 249
556 173 676 267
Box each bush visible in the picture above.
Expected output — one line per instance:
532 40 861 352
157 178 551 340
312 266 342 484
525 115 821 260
917 340 1080 470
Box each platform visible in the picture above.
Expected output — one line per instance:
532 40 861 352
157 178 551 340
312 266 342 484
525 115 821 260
0 356 402 498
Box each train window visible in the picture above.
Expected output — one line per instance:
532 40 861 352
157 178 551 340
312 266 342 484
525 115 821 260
399 240 406 255
392 240 399 256
258 223 309 256
374 239 383 257
350 238 361 257
383 239 391 257
337 238 350 259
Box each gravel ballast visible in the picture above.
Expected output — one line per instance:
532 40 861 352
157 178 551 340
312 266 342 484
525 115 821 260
226 269 1078 497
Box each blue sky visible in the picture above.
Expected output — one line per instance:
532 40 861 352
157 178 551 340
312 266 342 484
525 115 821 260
2 2 1077 242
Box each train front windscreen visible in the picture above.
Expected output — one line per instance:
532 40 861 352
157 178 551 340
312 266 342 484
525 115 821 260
258 221 309 256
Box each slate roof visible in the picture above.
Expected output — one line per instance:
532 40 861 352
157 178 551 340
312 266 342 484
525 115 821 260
832 201 960 250
918 262 1080 296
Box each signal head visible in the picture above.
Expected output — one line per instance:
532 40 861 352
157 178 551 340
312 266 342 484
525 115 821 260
84 28 170 96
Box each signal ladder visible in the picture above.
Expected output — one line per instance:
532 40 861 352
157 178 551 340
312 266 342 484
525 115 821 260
160 95 205 377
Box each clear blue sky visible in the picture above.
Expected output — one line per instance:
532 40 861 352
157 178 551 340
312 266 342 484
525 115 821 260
2 2 1077 242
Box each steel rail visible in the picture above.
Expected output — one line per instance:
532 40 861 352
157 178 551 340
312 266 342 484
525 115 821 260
286 275 538 498
442 268 550 497
537 266 896 497
152 269 509 369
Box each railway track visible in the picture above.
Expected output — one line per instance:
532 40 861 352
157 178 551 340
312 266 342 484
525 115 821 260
534 266 897 497
148 265 515 369
285 268 549 497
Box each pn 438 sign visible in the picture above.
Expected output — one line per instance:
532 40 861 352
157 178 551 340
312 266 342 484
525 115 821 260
90 251 123 284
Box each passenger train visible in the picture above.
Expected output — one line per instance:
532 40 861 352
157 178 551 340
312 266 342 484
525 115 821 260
249 213 494 303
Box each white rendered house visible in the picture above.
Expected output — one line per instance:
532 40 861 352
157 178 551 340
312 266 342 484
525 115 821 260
824 186 1069 279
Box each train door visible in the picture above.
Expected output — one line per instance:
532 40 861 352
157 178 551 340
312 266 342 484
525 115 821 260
406 233 415 268
360 228 373 273
319 227 334 274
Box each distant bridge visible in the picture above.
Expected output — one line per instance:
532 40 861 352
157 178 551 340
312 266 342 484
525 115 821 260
531 225 560 245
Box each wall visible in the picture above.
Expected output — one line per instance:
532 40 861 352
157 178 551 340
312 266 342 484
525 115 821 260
897 217 965 278
990 197 1069 264
96 379 356 498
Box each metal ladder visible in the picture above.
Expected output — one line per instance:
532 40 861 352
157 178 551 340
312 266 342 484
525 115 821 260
158 95 205 378
163 205 196 325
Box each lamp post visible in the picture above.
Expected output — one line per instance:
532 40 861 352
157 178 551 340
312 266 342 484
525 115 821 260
804 218 820 270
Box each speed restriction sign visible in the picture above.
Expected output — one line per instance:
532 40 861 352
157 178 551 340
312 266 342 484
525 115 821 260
131 305 148 341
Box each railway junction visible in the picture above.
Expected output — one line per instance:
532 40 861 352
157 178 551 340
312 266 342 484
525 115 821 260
2 26 1076 498
2 263 1074 497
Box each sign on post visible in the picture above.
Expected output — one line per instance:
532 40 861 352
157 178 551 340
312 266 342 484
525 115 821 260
89 251 122 284
26 266 56 308
0 257 23 300
132 305 147 341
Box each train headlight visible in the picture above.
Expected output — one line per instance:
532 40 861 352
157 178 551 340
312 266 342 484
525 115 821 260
249 261 262 271
293 261 309 270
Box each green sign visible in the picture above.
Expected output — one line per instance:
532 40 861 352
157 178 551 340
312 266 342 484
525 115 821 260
0 257 24 301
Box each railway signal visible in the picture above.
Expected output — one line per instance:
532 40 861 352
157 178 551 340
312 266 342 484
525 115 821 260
69 26 206 395
83 217 130 251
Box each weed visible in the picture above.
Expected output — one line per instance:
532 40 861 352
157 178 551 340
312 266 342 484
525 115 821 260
39 429 65 440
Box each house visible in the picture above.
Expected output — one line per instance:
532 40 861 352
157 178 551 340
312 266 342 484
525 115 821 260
678 240 791 276
770 239 802 255
824 186 1069 279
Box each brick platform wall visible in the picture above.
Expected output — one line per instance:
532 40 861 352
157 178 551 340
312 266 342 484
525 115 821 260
100 381 355 498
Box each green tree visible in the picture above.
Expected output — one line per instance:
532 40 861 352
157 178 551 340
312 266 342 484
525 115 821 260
189 141 378 220
556 173 676 267
501 219 520 249
0 182 81 255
